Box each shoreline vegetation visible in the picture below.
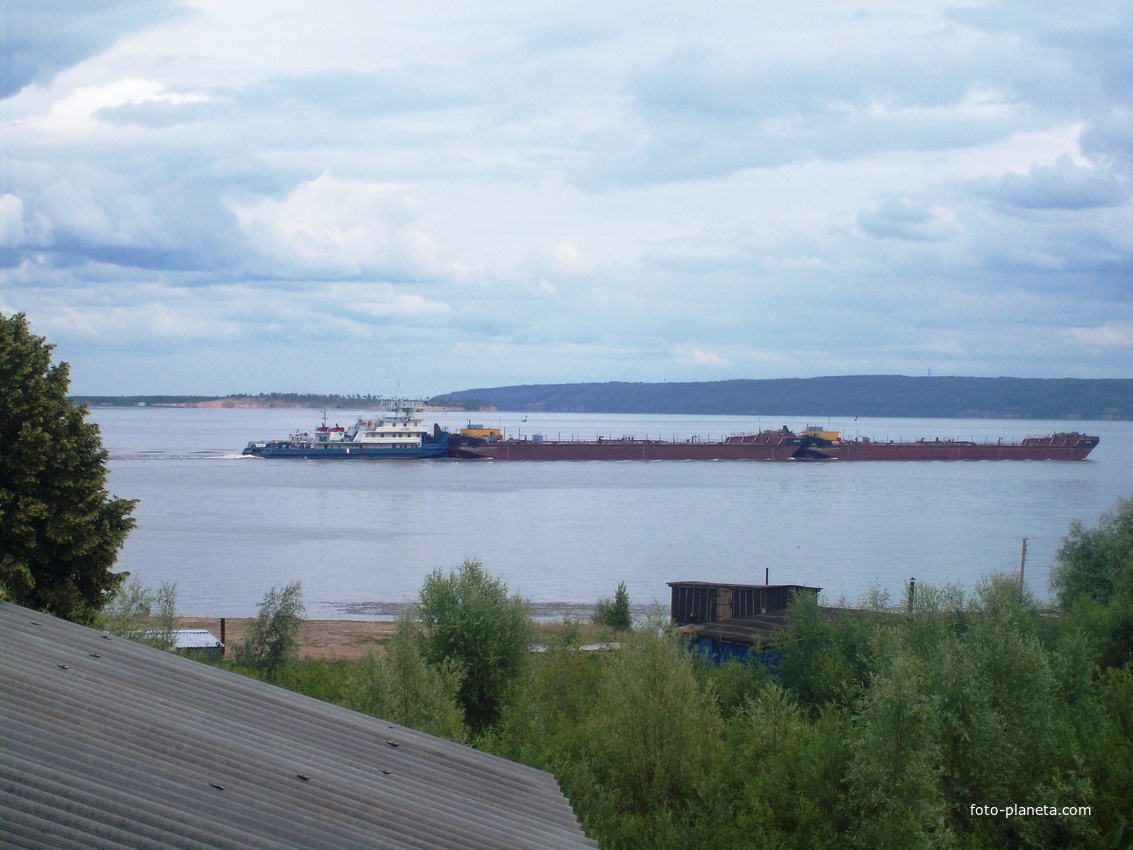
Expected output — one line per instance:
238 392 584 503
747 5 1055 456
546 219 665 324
71 375 1133 419
170 558 1133 848
84 497 1133 847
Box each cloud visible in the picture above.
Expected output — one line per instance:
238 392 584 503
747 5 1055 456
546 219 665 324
230 174 447 281
1 0 187 98
857 198 956 242
324 283 453 322
2 2 1132 390
688 348 729 366
1065 322 1133 350
988 155 1126 210
0 193 52 252
12 165 244 272
41 78 208 124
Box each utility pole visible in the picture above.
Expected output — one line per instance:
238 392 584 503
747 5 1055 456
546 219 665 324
1019 538 1028 590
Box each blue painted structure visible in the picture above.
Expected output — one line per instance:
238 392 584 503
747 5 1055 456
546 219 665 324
246 430 450 459
669 580 821 666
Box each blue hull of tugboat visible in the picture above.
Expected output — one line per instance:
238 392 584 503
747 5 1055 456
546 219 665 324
244 433 451 459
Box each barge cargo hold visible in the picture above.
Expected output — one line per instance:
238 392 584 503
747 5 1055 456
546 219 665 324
451 427 1099 462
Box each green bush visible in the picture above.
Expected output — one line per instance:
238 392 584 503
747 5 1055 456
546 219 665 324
487 622 611 769
594 581 633 632
418 558 531 732
726 684 849 847
842 640 949 850
1052 495 1133 607
775 591 876 710
233 581 305 679
584 622 723 816
98 578 178 650
226 547 1133 849
346 608 468 741
1052 495 1133 668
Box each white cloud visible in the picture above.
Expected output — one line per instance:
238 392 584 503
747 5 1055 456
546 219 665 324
688 348 729 366
230 174 444 280
324 283 453 321
32 78 208 130
1066 323 1133 350
1 1 1131 390
765 255 831 271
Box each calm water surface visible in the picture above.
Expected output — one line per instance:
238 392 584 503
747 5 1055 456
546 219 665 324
92 408 1133 618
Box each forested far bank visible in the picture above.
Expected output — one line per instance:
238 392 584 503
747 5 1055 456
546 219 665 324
72 375 1132 419
433 375 1133 419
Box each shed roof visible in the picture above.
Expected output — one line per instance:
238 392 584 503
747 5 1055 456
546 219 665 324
666 581 821 591
169 629 224 650
0 602 598 850
688 612 794 645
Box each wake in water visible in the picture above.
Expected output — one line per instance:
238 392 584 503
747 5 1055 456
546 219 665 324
109 451 252 461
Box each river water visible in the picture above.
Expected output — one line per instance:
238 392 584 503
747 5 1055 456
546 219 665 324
92 407 1133 619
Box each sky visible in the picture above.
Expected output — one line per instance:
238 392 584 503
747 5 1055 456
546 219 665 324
2 1 1132 396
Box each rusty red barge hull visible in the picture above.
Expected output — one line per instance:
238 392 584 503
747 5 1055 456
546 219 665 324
452 431 1099 462
807 433 1099 461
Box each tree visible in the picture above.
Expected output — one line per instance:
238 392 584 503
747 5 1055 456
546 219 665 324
1051 495 1133 608
726 684 848 847
585 622 724 816
346 607 468 741
842 642 950 850
1051 495 1133 668
233 581 305 678
98 578 179 650
418 558 531 732
593 580 633 632
0 313 135 623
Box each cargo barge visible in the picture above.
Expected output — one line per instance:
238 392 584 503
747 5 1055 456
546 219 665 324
452 426 1099 462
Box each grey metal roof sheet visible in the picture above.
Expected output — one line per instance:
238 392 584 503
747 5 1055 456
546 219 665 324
169 629 224 650
0 602 599 850
689 612 793 646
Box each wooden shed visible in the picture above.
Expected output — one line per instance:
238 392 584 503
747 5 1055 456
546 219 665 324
667 581 821 627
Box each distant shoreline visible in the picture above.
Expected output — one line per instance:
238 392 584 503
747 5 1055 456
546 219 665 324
73 395 482 412
72 375 1133 420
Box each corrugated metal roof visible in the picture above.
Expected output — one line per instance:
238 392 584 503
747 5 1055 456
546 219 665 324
0 602 599 850
689 612 793 646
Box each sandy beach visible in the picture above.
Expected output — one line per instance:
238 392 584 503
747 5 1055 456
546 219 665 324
178 617 397 660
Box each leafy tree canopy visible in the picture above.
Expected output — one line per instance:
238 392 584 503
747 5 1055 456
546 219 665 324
593 580 632 632
0 313 135 623
346 607 468 742
418 558 531 732
233 581 305 679
1051 494 1133 668
1052 495 1133 608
